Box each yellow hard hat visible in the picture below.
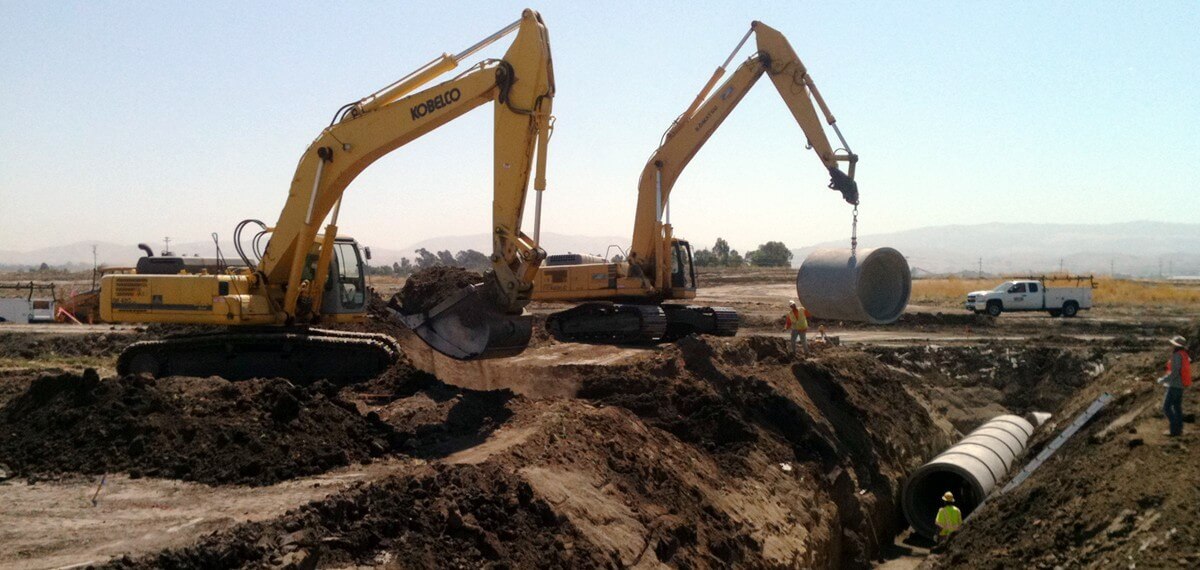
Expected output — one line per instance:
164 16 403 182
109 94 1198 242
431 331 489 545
942 492 955 502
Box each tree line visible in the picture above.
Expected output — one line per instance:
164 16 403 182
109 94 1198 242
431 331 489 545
366 239 793 276
692 238 793 268
366 248 490 276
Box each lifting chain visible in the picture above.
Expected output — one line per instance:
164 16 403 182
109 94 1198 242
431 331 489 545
850 204 859 257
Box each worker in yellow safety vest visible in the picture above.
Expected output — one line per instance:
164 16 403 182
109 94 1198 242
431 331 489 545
935 491 963 541
784 301 809 356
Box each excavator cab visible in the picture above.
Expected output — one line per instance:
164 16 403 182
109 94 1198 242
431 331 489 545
320 238 368 316
669 239 697 292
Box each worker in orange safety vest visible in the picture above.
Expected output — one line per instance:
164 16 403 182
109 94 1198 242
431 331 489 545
784 300 810 356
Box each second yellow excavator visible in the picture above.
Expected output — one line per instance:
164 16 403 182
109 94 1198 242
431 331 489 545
534 21 859 343
100 9 555 380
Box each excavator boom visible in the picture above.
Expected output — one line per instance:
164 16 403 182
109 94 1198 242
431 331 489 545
630 21 857 269
102 10 556 381
538 21 857 345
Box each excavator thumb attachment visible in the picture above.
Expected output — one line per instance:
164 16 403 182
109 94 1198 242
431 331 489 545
392 283 533 360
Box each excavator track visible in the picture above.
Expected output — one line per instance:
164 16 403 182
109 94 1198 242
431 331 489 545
545 302 667 344
661 305 740 341
117 327 401 383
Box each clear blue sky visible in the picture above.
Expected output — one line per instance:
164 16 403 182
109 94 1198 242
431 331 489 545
1 1 1197 255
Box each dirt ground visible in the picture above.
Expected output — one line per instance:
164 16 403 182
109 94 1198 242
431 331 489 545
0 269 1196 569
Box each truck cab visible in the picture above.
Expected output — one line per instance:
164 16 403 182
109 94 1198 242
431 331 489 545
965 279 1093 317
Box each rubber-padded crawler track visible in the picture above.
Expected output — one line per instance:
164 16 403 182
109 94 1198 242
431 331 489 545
117 327 401 383
545 303 668 344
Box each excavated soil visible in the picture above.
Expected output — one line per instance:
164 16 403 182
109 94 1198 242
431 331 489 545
9 311 1190 567
868 343 1107 431
101 464 610 570
0 370 395 485
927 349 1199 569
391 266 484 315
0 331 134 359
80 336 957 569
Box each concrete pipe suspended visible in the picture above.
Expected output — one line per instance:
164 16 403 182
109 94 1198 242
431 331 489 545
796 247 911 324
902 415 1037 538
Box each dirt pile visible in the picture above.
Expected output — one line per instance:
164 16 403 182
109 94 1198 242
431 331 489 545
391 266 483 315
567 336 954 567
928 350 1199 569
85 336 954 568
869 344 1105 431
344 363 516 458
102 463 609 570
0 331 134 359
0 370 396 485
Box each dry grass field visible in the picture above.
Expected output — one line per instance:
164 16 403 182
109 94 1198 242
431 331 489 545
912 276 1200 310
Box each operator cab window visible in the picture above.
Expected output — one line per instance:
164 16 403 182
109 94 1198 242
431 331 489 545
333 242 366 310
1029 283 1039 293
671 242 696 290
1009 283 1027 293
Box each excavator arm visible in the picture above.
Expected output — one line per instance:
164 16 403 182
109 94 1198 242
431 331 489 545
256 9 554 358
629 21 857 272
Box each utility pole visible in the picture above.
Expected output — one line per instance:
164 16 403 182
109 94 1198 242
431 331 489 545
91 244 98 291
1059 258 1064 274
978 257 983 279
163 236 172 256
1110 258 1114 278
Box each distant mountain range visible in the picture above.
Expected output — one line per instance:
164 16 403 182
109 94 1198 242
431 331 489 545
4 222 1197 278
0 232 629 270
792 222 1200 277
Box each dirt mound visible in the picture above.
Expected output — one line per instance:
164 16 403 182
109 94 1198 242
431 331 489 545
101 464 609 569
343 364 516 459
0 370 396 485
0 331 134 359
570 335 953 567
868 343 1104 431
392 266 483 315
929 351 1199 569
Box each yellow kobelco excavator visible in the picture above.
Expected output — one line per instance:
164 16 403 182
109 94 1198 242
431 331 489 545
101 9 555 380
535 21 859 343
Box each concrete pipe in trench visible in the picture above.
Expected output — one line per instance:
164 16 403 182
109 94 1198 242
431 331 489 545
795 247 911 324
902 415 1037 538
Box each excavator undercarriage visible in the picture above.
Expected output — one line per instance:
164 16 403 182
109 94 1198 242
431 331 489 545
117 328 401 383
545 302 737 344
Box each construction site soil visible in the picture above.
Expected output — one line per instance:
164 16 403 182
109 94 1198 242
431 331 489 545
926 333 1200 569
0 371 395 486
1 310 1196 568
392 266 484 315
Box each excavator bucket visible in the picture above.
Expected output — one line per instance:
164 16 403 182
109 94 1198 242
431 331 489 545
392 283 533 360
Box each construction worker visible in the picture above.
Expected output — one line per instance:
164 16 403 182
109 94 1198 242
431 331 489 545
784 300 809 356
935 491 963 541
1157 335 1192 437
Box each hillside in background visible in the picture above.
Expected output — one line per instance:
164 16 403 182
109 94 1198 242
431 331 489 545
0 232 629 270
5 222 1198 278
791 221 1200 277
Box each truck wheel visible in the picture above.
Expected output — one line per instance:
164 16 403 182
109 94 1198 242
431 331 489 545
986 302 1002 317
1062 302 1079 318
1048 310 1062 317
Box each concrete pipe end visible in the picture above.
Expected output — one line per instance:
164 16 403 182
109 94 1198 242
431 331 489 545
902 462 987 539
855 247 911 324
795 247 911 324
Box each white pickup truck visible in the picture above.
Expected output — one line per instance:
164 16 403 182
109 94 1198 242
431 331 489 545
965 279 1093 317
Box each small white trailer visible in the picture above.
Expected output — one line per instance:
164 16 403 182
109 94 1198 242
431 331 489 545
0 298 34 323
